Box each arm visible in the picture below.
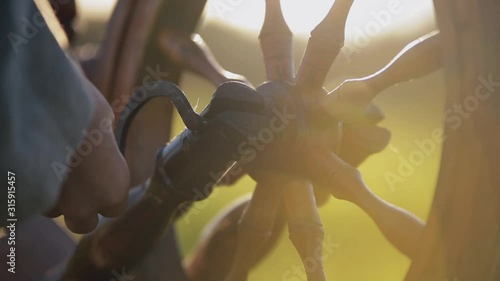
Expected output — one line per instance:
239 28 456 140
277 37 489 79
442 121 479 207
0 0 129 233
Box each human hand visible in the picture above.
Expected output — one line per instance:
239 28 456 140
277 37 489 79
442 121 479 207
45 83 130 234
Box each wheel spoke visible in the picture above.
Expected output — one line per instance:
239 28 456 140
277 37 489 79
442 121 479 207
295 0 354 97
306 146 424 258
225 180 283 281
284 180 327 281
260 0 295 81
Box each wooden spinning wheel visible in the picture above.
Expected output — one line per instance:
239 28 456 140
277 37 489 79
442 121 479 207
406 1 500 280
57 1 500 281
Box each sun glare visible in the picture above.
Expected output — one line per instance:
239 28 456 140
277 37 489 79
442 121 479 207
78 0 435 37
206 0 434 34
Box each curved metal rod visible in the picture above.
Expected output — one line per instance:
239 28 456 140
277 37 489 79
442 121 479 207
114 81 205 154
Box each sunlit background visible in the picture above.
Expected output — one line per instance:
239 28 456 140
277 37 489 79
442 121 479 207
77 0 434 34
73 1 444 280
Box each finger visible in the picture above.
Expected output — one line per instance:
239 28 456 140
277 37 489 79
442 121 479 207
99 197 128 218
64 213 99 234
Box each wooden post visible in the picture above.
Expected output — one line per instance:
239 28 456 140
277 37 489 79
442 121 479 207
405 1 500 280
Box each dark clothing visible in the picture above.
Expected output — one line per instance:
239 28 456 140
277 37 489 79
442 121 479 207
0 0 94 225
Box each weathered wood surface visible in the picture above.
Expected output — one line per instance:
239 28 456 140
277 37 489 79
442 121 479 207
405 1 500 280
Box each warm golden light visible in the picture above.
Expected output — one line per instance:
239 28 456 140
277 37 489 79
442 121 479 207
70 2 441 281
77 0 435 37
205 0 434 35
